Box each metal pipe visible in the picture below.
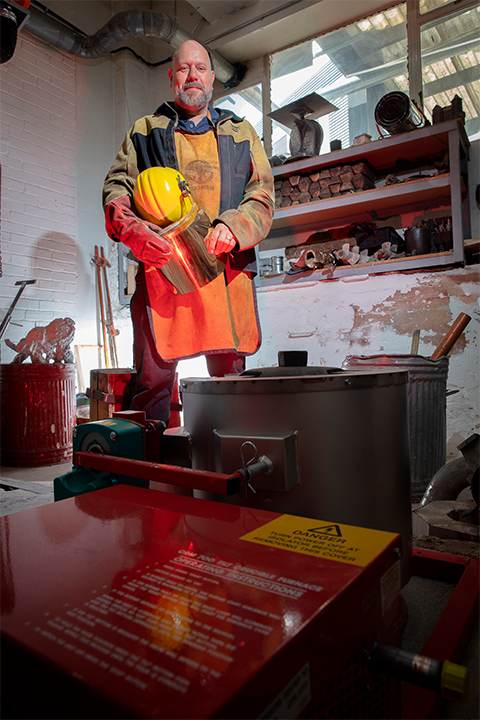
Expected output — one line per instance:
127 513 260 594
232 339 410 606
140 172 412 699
25 5 240 88
419 456 472 507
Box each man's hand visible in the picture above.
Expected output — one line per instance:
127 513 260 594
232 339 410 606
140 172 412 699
205 223 237 256
105 196 173 269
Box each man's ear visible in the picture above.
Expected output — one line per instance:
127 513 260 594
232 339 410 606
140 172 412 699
211 71 215 85
168 68 173 83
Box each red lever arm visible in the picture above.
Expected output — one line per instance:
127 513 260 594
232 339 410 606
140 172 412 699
73 451 241 495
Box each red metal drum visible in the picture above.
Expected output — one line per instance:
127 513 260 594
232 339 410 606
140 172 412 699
0 363 76 466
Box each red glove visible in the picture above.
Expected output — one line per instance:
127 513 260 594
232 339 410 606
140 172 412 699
105 196 173 269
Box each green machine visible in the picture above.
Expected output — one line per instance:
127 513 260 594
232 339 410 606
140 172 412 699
54 414 165 501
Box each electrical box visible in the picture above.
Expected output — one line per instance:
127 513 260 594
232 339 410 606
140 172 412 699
1 485 403 719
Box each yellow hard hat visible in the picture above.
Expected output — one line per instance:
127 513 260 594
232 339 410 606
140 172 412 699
133 167 194 228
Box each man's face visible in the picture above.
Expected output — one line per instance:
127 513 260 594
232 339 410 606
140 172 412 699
169 41 215 113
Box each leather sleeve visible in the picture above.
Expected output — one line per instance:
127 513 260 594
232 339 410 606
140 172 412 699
105 196 172 269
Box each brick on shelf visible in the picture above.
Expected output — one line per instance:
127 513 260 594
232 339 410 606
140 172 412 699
274 157 377 209
298 191 312 204
352 160 376 181
298 176 311 193
352 173 375 190
340 166 354 183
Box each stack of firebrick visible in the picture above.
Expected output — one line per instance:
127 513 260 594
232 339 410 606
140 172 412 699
275 160 376 209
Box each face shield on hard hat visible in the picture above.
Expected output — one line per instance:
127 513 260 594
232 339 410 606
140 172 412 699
133 167 224 294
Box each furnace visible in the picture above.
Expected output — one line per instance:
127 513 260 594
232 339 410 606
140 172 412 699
181 367 413 584
2 484 403 719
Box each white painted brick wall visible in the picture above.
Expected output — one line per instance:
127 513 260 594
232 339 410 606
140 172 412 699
0 33 77 357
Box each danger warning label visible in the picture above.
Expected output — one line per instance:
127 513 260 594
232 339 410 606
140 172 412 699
240 515 398 567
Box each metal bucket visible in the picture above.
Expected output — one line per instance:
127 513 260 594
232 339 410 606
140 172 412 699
404 226 432 256
343 355 449 501
0 363 76 466
181 369 412 584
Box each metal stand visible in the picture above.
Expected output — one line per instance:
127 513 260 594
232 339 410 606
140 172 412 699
92 246 119 368
402 548 479 719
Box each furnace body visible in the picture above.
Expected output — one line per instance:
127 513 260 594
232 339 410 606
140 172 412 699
1 485 403 718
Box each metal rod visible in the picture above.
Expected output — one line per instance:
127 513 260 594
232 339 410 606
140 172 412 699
92 246 109 368
100 247 119 367
0 280 36 340
411 329 420 355
73 451 241 495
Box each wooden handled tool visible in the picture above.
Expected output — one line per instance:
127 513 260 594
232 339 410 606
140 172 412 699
430 312 472 361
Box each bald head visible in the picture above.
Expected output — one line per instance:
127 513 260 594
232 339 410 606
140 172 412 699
172 40 212 71
169 40 215 120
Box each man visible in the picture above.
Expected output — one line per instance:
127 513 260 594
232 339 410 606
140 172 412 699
103 40 274 423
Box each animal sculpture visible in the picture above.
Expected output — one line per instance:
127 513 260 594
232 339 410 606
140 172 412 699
5 317 75 364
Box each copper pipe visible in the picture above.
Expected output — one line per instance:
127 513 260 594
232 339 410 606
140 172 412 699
430 313 471 361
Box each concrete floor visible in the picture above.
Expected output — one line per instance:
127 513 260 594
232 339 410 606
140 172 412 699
1 461 478 719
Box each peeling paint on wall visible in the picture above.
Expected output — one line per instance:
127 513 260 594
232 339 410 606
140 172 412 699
254 266 480 460
347 277 477 353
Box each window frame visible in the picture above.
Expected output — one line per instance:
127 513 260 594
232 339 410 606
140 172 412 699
260 0 479 154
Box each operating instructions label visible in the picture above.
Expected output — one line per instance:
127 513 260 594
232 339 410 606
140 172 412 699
240 515 398 566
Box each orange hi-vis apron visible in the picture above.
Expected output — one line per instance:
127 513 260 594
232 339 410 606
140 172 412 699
142 129 261 361
144 261 260 360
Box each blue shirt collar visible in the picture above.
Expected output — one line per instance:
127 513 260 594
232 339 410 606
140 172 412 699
176 106 219 133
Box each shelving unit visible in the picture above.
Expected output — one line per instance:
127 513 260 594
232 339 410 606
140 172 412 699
258 119 470 284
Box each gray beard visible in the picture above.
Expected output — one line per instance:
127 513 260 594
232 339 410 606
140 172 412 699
178 84 212 109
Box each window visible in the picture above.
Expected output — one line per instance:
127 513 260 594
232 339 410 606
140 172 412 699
214 85 263 141
214 1 479 158
419 0 458 14
420 4 480 140
270 5 408 157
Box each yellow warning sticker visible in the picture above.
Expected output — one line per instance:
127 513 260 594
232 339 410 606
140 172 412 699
240 515 398 567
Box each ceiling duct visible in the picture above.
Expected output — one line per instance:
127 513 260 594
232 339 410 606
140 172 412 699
24 4 243 88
